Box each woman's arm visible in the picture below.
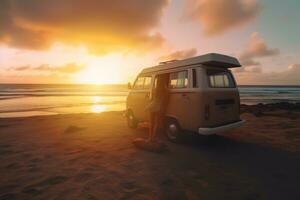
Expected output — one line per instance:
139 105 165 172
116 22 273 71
150 87 156 101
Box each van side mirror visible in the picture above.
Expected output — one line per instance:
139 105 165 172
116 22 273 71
127 82 132 89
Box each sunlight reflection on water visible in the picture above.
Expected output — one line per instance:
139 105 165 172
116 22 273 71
92 96 103 103
91 104 106 113
91 96 109 113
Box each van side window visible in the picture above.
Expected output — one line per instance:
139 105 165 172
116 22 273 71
133 76 152 90
144 76 152 89
133 77 144 89
192 68 197 88
169 71 188 89
207 69 235 88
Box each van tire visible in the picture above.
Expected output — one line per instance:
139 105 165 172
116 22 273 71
165 118 182 143
127 110 138 129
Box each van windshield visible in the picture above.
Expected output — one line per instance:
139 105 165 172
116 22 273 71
207 69 235 88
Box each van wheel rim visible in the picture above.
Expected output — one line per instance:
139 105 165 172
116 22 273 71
167 124 178 140
129 114 134 120
128 114 134 125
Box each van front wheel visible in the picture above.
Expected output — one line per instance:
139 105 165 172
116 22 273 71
127 111 138 129
165 119 182 143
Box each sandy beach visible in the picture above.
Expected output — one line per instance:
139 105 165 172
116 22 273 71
0 105 300 200
1 0 299 199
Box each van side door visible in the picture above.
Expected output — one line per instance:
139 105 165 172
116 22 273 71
166 70 192 130
128 75 152 122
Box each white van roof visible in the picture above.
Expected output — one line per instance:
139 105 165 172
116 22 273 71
141 53 241 74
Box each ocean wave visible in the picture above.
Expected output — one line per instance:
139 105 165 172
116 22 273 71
239 88 300 94
0 100 126 113
0 92 128 98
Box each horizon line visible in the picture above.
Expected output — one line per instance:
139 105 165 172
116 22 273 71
0 83 300 87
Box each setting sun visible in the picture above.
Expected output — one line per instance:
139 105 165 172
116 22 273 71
75 54 122 84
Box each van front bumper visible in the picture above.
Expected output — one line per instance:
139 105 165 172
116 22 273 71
198 120 245 136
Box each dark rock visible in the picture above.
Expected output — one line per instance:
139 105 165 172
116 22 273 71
240 102 300 114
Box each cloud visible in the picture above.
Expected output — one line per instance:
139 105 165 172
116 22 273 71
287 64 300 71
249 66 262 73
234 64 300 85
239 32 280 66
2 62 86 83
234 65 262 73
13 65 31 71
185 0 260 35
158 48 198 61
0 0 168 54
9 63 85 74
239 59 260 67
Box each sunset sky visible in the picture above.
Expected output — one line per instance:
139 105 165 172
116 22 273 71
0 0 299 85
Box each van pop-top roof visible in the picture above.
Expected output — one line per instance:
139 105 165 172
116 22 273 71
142 53 241 74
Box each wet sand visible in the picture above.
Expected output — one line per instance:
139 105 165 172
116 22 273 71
0 107 299 199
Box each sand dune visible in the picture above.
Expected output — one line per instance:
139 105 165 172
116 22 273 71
0 110 299 199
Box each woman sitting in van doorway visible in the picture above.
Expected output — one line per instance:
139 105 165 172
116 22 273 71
146 74 169 142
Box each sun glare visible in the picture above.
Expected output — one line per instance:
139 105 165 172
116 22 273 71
76 54 122 84
91 104 106 113
92 96 103 103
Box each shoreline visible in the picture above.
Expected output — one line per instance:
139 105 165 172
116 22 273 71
1 102 300 119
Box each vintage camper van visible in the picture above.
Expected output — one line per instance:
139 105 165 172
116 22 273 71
126 53 245 142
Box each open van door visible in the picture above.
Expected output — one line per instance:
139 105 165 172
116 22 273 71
127 76 152 122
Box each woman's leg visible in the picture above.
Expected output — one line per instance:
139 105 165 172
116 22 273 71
148 112 155 141
152 113 160 141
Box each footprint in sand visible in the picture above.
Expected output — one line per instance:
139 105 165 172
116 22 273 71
160 178 188 200
119 181 152 199
285 131 300 139
64 125 85 134
74 172 94 182
5 163 20 170
187 170 209 188
0 193 17 200
0 145 11 148
0 184 19 195
120 181 139 193
0 145 14 156
0 184 19 200
22 176 68 196
29 158 42 163
41 176 68 185
0 124 15 128
22 187 43 196
161 178 174 186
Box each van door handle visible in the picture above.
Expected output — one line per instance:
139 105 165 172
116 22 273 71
181 94 189 99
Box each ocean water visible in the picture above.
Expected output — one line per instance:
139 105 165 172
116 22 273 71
0 84 299 118
239 86 300 105
0 84 127 118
